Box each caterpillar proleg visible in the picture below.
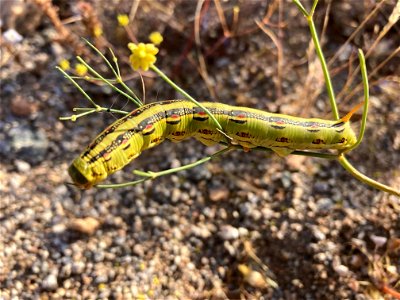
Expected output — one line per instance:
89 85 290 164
69 100 361 189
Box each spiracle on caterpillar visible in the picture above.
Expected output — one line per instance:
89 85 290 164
68 100 363 189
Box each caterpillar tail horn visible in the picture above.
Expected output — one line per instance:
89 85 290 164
339 102 365 123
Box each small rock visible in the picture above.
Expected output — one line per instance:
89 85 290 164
71 261 85 275
9 126 49 164
52 223 67 234
68 217 100 235
209 187 229 202
11 95 39 118
312 226 326 241
238 227 249 237
314 182 330 194
286 155 307 171
316 198 334 213
3 28 23 43
95 274 108 284
333 264 350 277
370 234 387 248
14 159 31 172
133 244 144 256
238 264 269 289
191 225 212 239
42 274 58 291
219 225 239 240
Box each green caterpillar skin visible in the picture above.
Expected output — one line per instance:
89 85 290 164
69 100 357 189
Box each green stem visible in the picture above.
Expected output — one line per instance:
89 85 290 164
293 0 338 119
292 0 308 17
345 49 369 152
294 0 399 196
150 65 223 131
60 106 129 121
76 56 142 107
96 147 231 188
306 2 339 120
83 38 142 104
338 156 400 197
73 107 129 115
56 66 100 109
59 109 96 121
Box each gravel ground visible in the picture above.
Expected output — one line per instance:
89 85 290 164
1 0 399 299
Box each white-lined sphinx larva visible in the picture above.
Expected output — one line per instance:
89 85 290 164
69 100 362 189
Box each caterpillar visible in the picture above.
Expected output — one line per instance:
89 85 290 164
69 100 362 189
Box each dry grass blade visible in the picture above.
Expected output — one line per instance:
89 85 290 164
256 20 283 99
337 0 400 103
194 0 217 99
328 0 387 67
33 0 88 55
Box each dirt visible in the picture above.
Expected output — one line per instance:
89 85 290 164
1 0 399 299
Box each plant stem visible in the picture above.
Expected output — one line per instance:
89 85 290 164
338 155 400 197
294 0 399 196
345 50 369 152
77 56 142 107
56 66 99 108
83 38 142 104
150 65 223 131
96 147 231 188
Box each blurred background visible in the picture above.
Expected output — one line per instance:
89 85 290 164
1 0 399 298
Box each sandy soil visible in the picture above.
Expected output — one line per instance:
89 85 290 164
1 0 399 299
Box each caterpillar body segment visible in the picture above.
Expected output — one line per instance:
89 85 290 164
69 100 359 189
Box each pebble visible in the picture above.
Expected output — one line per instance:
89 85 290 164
333 264 350 277
10 95 39 118
238 264 269 289
1 6 397 300
3 28 23 43
312 226 326 241
314 182 331 194
133 244 145 256
68 217 100 235
191 225 212 239
209 187 229 202
219 225 239 240
71 261 85 275
42 274 58 291
316 198 335 213
14 159 31 172
369 234 387 248
52 223 66 234
8 126 49 164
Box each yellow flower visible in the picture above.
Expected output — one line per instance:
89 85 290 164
59 59 70 71
75 63 88 76
117 14 129 27
93 25 103 37
128 42 158 71
148 31 163 45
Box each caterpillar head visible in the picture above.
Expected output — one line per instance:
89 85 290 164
68 157 106 189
